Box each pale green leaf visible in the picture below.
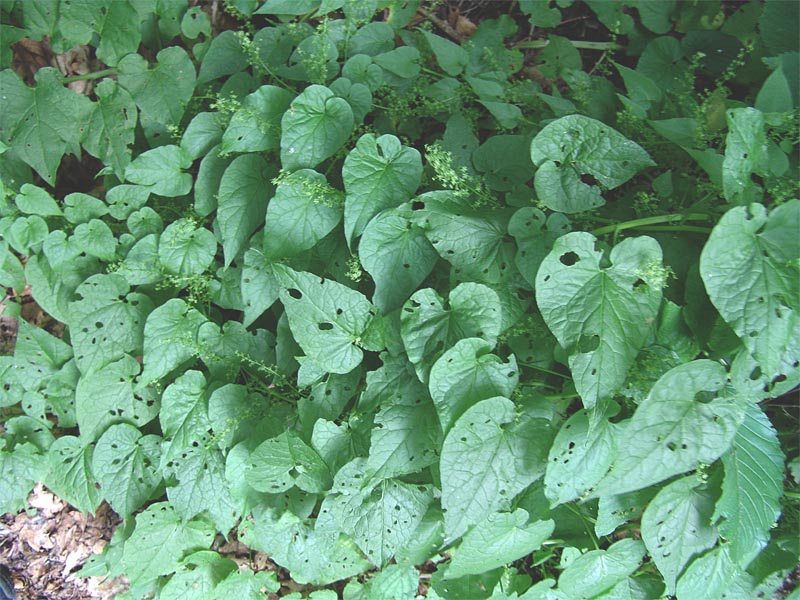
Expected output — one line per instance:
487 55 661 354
509 207 571 288
1 68 92 184
594 360 746 496
275 265 380 374
675 545 737 600
158 218 217 277
556 539 645 600
71 219 117 262
92 423 162 519
241 247 280 327
535 233 664 408
125 145 193 197
700 201 800 390
365 381 441 480
221 85 294 154
713 402 785 567
117 46 196 127
68 273 152 375
641 475 718 594
359 208 437 313
180 112 224 160
722 108 768 204
75 354 160 442
325 457 433 566
240 508 371 585
159 370 212 464
280 85 354 171
218 154 275 266
0 443 46 514
401 282 502 382
15 183 62 216
544 408 619 507
141 299 207 383
121 502 216 588
440 397 552 542
246 431 331 493
531 115 654 213
428 338 518 433
342 134 422 244
263 169 342 259
447 510 554 579
369 564 419 600
44 435 101 514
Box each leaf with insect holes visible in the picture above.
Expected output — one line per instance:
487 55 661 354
700 201 800 392
594 360 747 497
536 232 664 408
531 115 654 213
274 265 381 374
342 134 422 244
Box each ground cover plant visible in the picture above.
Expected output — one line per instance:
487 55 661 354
0 0 798 598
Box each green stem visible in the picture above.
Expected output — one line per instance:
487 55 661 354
514 39 621 51
590 213 710 236
565 504 600 550
633 225 712 233
519 362 571 379
60 68 117 83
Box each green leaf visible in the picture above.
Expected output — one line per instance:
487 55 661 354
213 570 280 599
246 431 331 493
121 502 216 588
420 30 468 76
158 218 217 277
75 354 160 442
58 0 141 65
0 68 92 184
218 154 276 267
158 552 237 600
342 134 422 244
594 360 746 496
401 282 503 383
180 112 224 161
722 108 768 204
68 273 152 375
325 457 433 566
165 442 240 534
359 208 437 313
700 201 800 389
556 539 645 599
117 46 196 129
429 338 518 434
373 46 420 80
537 34 581 80
92 423 162 519
675 545 737 600
159 370 211 461
447 511 554 579
544 408 619 507
713 402 784 568
12 308 75 389
275 265 380 374
641 475 718 594
141 298 207 383
472 135 533 191
369 563 419 600
365 380 441 480
72 219 117 262
0 442 45 514
535 233 664 408
531 115 654 213
508 207 571 288
15 183 62 216
195 145 233 217
440 397 552 542
240 247 280 327
44 435 101 514
125 145 193 197
263 169 342 259
280 85 354 171
412 196 517 284
221 85 294 154
197 30 249 84
241 508 371 585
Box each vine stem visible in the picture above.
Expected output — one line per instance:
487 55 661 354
514 39 621 51
590 213 711 237
60 68 117 83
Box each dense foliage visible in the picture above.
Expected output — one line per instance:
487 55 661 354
0 1 798 598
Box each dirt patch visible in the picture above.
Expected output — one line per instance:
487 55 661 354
0 485 128 600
